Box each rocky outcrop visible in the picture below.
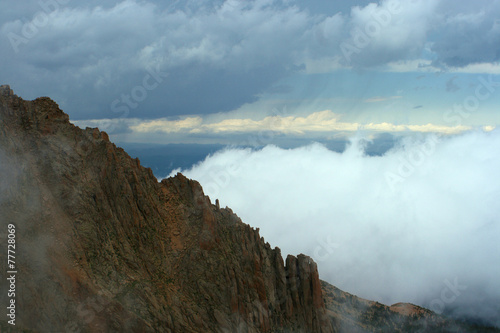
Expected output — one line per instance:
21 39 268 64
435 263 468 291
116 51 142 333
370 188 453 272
0 86 333 332
321 281 499 332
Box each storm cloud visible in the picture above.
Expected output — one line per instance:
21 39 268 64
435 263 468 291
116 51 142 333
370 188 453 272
2 0 500 122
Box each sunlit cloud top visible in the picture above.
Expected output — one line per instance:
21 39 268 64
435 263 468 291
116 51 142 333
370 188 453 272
73 109 487 145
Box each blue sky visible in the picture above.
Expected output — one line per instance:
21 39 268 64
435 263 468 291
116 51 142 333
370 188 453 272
1 0 500 145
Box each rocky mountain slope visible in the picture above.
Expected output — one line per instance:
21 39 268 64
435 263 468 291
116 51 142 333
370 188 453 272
0 85 498 332
0 85 332 332
321 281 499 332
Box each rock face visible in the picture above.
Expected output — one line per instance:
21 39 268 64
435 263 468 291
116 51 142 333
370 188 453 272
0 86 333 332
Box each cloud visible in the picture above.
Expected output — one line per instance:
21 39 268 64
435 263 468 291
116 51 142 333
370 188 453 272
0 0 314 119
383 59 436 72
78 110 474 143
379 59 500 74
2 0 499 77
322 0 500 70
335 0 438 68
449 62 500 74
2 0 500 123
431 0 500 68
130 117 203 133
174 129 500 327
363 96 402 103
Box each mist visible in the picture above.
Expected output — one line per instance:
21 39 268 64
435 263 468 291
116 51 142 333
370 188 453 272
170 129 500 326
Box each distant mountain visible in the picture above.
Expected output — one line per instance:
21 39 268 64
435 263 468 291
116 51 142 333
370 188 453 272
321 281 499 332
0 85 497 332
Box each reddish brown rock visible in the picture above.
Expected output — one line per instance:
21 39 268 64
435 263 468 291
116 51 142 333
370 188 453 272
0 87 333 332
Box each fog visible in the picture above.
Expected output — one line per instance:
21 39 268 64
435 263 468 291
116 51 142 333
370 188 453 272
170 130 500 326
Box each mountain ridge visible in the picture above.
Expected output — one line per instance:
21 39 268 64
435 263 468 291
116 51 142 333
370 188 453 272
0 84 332 332
0 85 498 332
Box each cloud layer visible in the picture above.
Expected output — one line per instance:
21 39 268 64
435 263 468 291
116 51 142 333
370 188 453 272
74 109 482 145
172 129 500 326
2 0 500 121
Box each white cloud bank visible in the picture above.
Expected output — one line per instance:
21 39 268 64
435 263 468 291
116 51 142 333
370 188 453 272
172 129 500 326
74 110 479 142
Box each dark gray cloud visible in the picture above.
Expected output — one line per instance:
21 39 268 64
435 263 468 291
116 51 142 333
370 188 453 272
431 0 500 67
0 0 313 120
1 0 499 122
